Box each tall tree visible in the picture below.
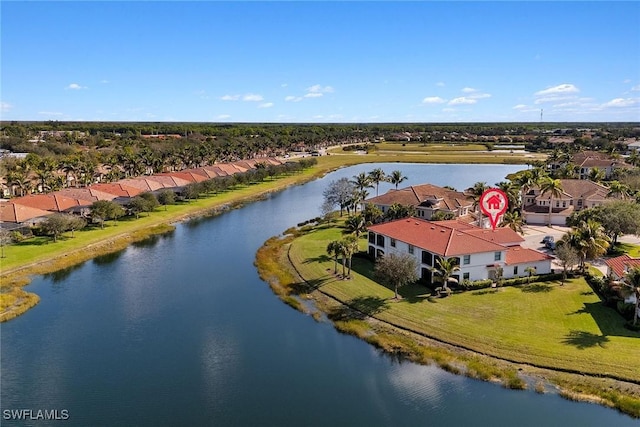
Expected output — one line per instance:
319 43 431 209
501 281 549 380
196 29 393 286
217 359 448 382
554 242 579 285
622 266 640 326
326 240 343 275
374 252 419 299
368 168 387 196
388 170 408 190
345 214 367 238
342 235 359 279
499 211 524 235
430 257 461 294
539 177 563 226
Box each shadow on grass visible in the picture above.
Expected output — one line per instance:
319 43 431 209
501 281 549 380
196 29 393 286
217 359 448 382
398 283 434 303
520 283 553 293
567 302 639 338
304 254 331 264
561 330 609 349
471 289 500 296
288 277 329 295
328 296 389 321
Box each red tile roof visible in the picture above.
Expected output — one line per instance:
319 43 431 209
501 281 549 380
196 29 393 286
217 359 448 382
10 193 93 212
0 202 54 223
57 188 117 202
366 183 473 211
604 254 640 278
465 228 525 246
89 183 144 198
368 217 505 256
118 178 166 192
143 175 191 188
505 246 554 265
160 171 209 183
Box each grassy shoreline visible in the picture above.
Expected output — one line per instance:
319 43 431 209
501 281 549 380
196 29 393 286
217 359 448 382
254 222 640 419
0 150 539 321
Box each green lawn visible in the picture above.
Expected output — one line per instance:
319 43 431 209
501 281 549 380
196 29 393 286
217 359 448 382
289 224 640 383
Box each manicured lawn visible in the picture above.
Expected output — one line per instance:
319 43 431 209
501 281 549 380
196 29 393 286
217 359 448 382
289 224 640 383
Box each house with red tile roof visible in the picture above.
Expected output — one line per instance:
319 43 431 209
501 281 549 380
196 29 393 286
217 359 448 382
10 193 93 213
364 183 476 222
522 179 618 226
57 187 117 202
604 254 640 307
89 183 145 198
367 217 552 284
0 201 54 229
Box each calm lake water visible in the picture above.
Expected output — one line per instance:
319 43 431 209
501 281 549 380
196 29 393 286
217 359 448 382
1 164 636 426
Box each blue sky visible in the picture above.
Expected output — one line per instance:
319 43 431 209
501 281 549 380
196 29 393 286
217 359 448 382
2 1 639 123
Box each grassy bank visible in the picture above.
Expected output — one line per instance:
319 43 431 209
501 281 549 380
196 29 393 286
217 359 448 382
255 221 640 418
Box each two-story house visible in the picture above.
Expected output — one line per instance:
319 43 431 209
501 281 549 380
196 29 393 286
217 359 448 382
363 183 476 222
367 218 553 285
522 179 614 226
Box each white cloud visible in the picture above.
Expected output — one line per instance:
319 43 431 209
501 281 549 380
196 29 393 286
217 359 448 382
469 93 491 100
448 97 476 105
513 104 529 110
221 93 264 102
442 108 456 112
304 92 323 98
422 96 446 104
285 96 302 102
601 98 638 108
436 82 445 87
1 102 12 112
217 114 231 119
258 102 274 108
631 85 640 92
307 84 334 94
242 93 263 102
462 87 477 93
66 83 86 90
535 84 579 97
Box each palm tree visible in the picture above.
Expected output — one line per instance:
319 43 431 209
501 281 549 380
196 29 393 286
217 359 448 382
430 257 461 294
368 168 387 196
622 266 640 326
539 177 563 226
496 181 520 212
607 180 631 199
342 235 359 279
499 211 524 235
588 167 605 183
562 220 610 270
467 181 489 227
388 170 408 190
326 240 343 276
525 266 537 283
345 214 367 238
628 151 640 167
351 172 373 194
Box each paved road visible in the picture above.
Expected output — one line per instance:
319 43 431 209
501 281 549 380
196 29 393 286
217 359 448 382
520 225 569 272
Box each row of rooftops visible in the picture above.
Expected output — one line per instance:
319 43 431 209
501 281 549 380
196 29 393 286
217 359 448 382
0 158 283 226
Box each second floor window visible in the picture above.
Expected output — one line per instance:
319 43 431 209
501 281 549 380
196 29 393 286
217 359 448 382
463 255 470 265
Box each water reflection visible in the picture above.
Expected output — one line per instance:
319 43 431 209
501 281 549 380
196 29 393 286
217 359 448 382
43 262 86 285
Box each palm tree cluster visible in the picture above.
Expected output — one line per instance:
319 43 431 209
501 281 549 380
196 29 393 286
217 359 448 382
560 219 610 270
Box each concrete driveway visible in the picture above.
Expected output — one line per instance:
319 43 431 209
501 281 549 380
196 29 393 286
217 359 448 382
520 225 570 271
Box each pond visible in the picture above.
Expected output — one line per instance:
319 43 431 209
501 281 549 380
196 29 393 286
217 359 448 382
1 164 636 426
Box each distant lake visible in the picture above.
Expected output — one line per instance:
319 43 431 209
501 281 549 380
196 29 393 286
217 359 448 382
1 163 636 426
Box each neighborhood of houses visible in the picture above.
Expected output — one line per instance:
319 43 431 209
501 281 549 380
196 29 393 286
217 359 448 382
0 158 284 231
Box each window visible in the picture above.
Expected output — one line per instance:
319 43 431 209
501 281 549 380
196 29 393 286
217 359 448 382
408 244 414 254
422 251 433 266
513 266 518 275
562 201 566 208
463 255 470 265
368 232 376 244
555 201 560 208
463 272 470 280
494 252 502 261
390 238 396 247
376 235 385 247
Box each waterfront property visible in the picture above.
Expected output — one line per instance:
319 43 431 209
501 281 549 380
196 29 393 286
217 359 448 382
367 217 552 284
522 179 617 226
547 150 632 180
363 183 477 222
604 254 640 309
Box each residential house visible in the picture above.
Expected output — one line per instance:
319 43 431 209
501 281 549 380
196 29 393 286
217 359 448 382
10 193 94 217
0 201 54 230
604 254 640 309
550 151 632 180
367 217 553 285
364 183 476 222
522 179 615 226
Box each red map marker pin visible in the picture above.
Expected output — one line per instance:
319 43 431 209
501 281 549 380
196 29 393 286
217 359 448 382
479 188 508 230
